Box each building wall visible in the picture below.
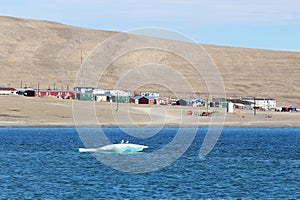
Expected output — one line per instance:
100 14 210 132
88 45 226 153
24 90 36 97
95 96 107 102
111 96 129 103
176 99 188 106
74 87 95 94
139 97 149 104
37 90 73 98
79 93 94 101
155 97 168 105
93 89 109 95
255 99 276 109
129 97 137 104
242 98 276 109
110 90 131 96
0 88 16 95
0 90 15 95
227 102 234 113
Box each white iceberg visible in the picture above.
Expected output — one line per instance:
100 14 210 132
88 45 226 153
79 141 148 153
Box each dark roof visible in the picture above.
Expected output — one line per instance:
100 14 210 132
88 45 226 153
0 87 16 91
178 98 205 102
130 96 155 100
95 94 112 97
73 87 95 89
243 98 275 101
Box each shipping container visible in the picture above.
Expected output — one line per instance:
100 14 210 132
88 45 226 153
112 96 129 103
79 93 94 101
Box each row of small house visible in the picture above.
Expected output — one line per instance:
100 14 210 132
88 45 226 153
210 97 297 112
73 87 206 106
210 97 277 110
0 86 206 106
1 86 296 111
0 87 74 98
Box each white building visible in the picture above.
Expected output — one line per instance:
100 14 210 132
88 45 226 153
140 92 159 97
242 98 276 110
93 88 110 95
0 87 17 95
227 102 234 113
110 90 131 97
73 87 95 94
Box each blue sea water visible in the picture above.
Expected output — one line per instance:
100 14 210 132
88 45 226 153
0 127 299 199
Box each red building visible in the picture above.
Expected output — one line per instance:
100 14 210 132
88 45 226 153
36 90 74 99
154 97 169 105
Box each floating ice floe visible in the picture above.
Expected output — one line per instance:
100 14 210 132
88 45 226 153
79 140 148 153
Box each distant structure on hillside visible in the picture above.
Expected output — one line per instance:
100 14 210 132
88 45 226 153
140 92 160 97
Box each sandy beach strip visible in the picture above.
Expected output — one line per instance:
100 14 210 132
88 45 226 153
0 95 300 128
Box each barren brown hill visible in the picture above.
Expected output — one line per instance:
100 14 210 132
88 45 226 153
1 16 300 107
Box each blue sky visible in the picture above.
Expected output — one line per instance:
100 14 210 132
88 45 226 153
1 0 300 51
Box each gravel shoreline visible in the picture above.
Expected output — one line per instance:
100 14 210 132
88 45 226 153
1 95 300 128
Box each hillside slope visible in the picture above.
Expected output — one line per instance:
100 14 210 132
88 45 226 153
0 16 299 107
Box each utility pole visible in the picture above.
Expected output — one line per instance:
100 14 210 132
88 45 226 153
254 97 256 116
116 91 119 111
206 98 209 114
37 81 40 97
80 49 83 86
